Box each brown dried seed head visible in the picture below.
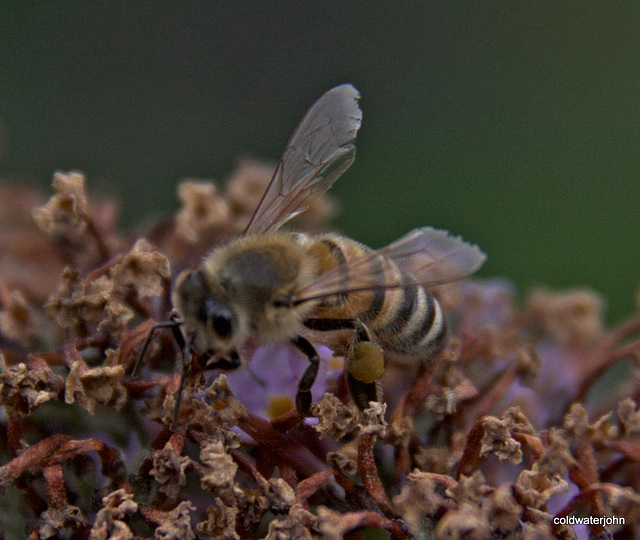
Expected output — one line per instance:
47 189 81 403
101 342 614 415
445 471 491 504
90 489 138 540
176 180 231 244
153 501 196 540
266 478 296 512
64 361 127 414
485 484 522 534
225 160 274 217
0 360 64 416
0 289 42 345
527 288 604 347
150 442 191 500
200 441 238 493
196 498 240 540
311 392 361 440
327 441 358 476
480 416 523 464
393 470 444 534
436 501 492 539
46 268 113 328
32 171 89 235
617 398 640 436
501 406 536 435
360 401 387 437
264 503 315 540
110 239 170 298
563 403 617 442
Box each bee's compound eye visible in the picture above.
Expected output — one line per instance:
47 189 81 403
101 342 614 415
212 312 233 338
204 296 235 339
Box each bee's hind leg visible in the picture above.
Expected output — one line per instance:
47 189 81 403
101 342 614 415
302 317 385 410
345 323 385 410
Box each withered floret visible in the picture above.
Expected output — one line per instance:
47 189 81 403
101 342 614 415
563 402 617 443
47 268 113 328
0 359 64 416
515 429 570 508
39 503 86 539
175 180 231 244
110 239 170 298
527 288 604 347
617 397 640 436
435 501 491 539
480 416 523 464
150 440 191 500
200 441 238 493
152 501 196 540
327 441 358 476
65 361 127 414
90 489 138 540
393 470 444 534
0 289 42 345
264 503 315 540
196 498 240 540
32 171 89 236
311 392 361 440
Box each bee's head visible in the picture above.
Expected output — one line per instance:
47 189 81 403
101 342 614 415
172 269 245 356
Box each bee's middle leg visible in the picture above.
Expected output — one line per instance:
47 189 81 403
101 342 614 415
291 335 321 415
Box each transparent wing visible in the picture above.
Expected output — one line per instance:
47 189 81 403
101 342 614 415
291 227 487 305
244 84 362 235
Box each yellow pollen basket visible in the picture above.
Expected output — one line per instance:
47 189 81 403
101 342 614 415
347 341 385 383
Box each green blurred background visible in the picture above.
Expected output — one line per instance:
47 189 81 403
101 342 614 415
2 2 639 324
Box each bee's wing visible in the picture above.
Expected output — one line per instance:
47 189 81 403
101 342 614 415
244 84 362 235
291 227 487 305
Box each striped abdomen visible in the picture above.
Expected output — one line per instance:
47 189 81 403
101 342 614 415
305 233 447 363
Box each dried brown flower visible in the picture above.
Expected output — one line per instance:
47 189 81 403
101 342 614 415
0 358 64 416
32 171 113 266
32 171 89 237
196 498 240 540
480 415 523 464
149 438 191 500
563 402 617 443
527 288 605 347
435 501 491 539
200 441 238 494
485 484 522 534
65 359 127 414
266 477 296 513
151 500 196 540
393 470 446 534
224 160 274 225
311 392 361 440
617 397 640 436
176 180 231 244
516 430 571 509
327 440 358 476
264 503 315 540
90 489 138 540
0 289 43 345
46 267 136 337
110 238 170 298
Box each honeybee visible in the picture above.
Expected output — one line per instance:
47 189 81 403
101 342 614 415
136 84 486 417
